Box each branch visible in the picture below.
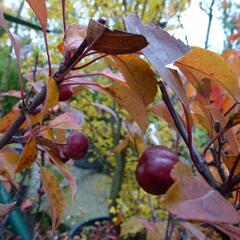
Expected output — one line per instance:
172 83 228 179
0 18 107 151
158 81 219 190
200 0 215 49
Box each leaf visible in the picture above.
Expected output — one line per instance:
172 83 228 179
16 138 38 172
223 155 240 176
64 23 86 52
0 147 19 165
120 216 145 237
105 84 148 131
86 102 118 122
26 0 47 30
0 8 23 96
45 149 77 200
225 111 240 129
0 109 19 133
42 77 59 120
0 147 19 188
207 106 239 155
110 54 158 106
175 47 239 101
162 162 240 224
178 222 208 240
48 112 82 130
110 137 129 154
40 166 65 230
148 103 179 132
87 19 148 54
125 14 192 135
125 14 191 109
214 223 240 240
0 90 21 98
140 220 166 240
0 202 16 217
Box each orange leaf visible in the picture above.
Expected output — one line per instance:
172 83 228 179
0 109 19 133
48 112 81 130
41 77 59 121
223 155 240 176
175 47 239 101
110 54 157 106
26 0 47 30
0 147 19 188
148 103 180 132
105 84 148 131
110 137 129 154
40 166 65 230
45 149 77 200
16 138 38 172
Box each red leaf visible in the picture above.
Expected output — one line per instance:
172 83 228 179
26 0 47 30
87 19 148 54
214 223 240 240
163 163 240 224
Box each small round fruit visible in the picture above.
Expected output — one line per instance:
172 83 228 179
58 145 70 163
135 145 179 195
59 85 73 101
64 133 89 160
37 187 45 196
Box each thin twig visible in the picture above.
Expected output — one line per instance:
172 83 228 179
61 0 66 33
200 0 215 49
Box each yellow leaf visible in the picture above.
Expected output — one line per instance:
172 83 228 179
223 155 240 176
111 54 158 106
21 112 44 129
41 77 59 121
46 149 77 200
16 138 38 172
175 47 239 101
40 166 65 230
106 84 148 131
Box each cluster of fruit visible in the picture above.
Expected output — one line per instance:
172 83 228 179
53 84 178 196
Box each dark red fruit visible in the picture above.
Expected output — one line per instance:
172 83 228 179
135 145 179 195
58 145 70 163
37 187 45 196
59 85 73 101
63 133 89 160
